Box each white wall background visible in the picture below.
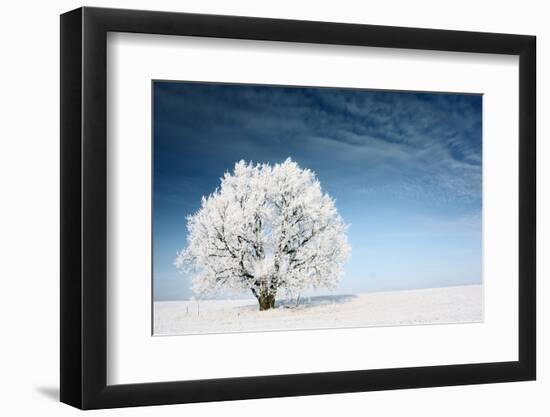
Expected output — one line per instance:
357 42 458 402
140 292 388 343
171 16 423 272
0 0 545 415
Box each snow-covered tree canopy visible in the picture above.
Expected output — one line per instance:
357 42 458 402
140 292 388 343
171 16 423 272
175 158 350 310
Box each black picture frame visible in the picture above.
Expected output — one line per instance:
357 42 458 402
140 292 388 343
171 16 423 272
60 6 536 410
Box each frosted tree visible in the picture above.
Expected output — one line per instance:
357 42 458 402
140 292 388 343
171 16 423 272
175 158 350 310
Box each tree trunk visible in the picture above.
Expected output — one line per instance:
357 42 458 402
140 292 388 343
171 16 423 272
257 292 276 311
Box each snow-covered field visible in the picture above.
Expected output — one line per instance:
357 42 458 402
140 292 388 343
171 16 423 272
153 284 482 336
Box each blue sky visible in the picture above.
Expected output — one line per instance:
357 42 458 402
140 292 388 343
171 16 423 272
153 81 482 301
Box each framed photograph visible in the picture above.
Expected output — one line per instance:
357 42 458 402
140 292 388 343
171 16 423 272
60 7 536 409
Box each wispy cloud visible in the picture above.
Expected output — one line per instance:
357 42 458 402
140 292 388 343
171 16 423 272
154 82 481 206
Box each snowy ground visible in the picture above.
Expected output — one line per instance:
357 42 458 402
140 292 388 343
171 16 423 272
153 284 482 336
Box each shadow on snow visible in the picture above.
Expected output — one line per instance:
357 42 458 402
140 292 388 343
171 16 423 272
236 293 358 312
